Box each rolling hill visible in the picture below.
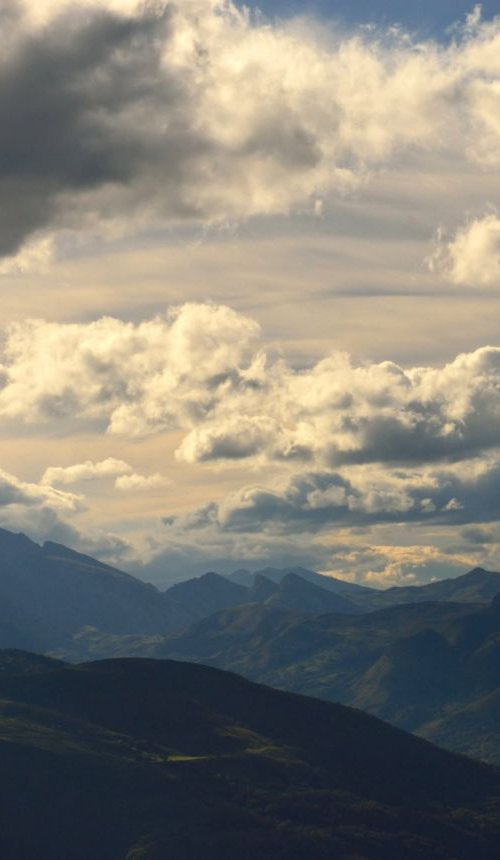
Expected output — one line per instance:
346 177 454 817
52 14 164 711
3 525 500 768
156 595 500 765
1 650 500 858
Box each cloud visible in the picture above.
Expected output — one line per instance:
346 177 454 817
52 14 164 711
135 507 475 586
0 302 260 430
428 212 500 287
0 466 83 512
2 302 500 472
175 344 500 468
342 544 474 587
114 472 169 491
167 457 500 537
0 233 57 276
134 456 500 584
41 457 133 485
41 456 168 494
0 462 137 562
1 1 500 256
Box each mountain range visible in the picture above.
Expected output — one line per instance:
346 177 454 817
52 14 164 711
3 527 500 766
1 649 500 858
1 526 498 656
156 594 500 765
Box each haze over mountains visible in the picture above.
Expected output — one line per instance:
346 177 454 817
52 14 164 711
3 526 500 768
1 526 499 652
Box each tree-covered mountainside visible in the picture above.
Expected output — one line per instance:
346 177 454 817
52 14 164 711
1 650 500 859
156 595 500 765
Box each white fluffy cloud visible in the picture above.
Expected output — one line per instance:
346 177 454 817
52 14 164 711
114 472 168 492
429 213 500 287
2 302 500 471
41 457 168 493
41 458 133 486
0 303 260 431
2 1 500 256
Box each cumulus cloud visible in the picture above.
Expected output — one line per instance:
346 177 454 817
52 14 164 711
0 462 137 562
136 507 475 586
429 212 500 287
0 466 83 512
41 457 169 493
1 1 500 256
2 302 500 471
135 458 497 584
0 303 260 431
41 457 133 485
340 544 474 588
114 472 169 491
166 457 500 536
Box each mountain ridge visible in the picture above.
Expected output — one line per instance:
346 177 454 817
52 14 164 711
1 650 500 858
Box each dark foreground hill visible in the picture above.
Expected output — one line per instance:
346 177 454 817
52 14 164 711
1 651 500 859
156 595 500 765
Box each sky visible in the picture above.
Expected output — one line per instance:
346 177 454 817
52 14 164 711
250 0 499 34
1 0 500 587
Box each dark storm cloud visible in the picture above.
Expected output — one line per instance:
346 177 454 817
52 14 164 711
2 1 500 258
0 3 207 255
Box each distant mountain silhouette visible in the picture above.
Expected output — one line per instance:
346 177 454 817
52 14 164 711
262 572 362 614
2 526 500 657
1 651 500 858
4 525 500 768
165 571 248 620
0 529 191 647
227 564 500 611
247 573 280 602
228 565 376 598
353 567 500 610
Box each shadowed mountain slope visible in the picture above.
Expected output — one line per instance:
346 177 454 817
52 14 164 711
164 572 248 620
156 596 500 764
0 530 191 646
262 572 362 614
353 567 500 611
228 565 377 598
2 525 500 657
1 651 500 858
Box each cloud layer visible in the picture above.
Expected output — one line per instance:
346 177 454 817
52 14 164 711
2 302 500 472
2 1 500 256
2 2 500 588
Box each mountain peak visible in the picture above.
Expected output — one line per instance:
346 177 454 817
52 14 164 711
462 567 493 579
